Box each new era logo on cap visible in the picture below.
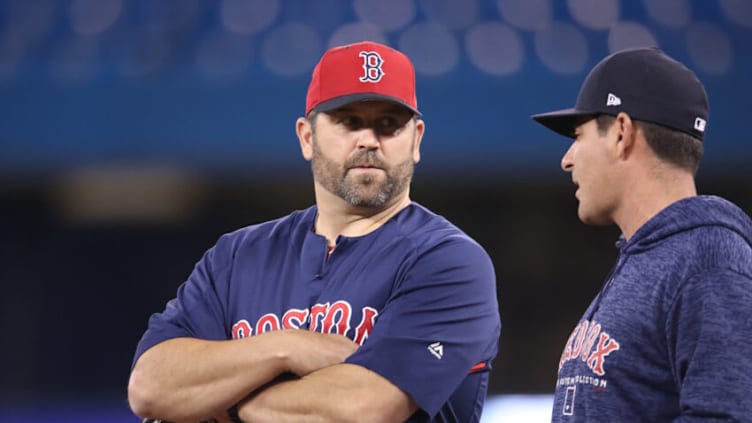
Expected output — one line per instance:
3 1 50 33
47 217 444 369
305 41 420 117
606 93 621 107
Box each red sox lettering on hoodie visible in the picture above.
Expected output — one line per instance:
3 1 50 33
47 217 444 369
559 320 621 376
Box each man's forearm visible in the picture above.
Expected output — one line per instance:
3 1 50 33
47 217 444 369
128 335 288 422
238 363 417 423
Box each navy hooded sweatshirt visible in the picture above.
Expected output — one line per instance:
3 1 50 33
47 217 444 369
551 195 752 422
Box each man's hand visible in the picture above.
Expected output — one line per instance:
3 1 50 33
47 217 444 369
277 330 359 376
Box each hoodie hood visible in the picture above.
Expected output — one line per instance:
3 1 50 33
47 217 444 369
621 195 752 254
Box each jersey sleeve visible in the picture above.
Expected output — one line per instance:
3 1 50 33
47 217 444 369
344 234 501 418
131 234 234 367
667 268 752 420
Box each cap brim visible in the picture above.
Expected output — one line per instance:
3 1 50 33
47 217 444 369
312 93 422 117
531 108 598 139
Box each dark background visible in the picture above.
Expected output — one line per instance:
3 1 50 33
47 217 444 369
1 0 750 420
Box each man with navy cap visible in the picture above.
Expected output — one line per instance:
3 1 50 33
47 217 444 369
128 41 501 423
533 47 752 421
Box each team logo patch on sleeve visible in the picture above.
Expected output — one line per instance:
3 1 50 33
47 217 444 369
428 341 444 359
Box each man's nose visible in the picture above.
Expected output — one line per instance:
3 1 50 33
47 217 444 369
561 143 575 172
356 128 380 149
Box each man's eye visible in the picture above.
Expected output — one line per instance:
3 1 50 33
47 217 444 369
376 116 407 135
340 116 363 128
378 117 397 129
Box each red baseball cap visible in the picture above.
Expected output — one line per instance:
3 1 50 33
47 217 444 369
305 41 421 117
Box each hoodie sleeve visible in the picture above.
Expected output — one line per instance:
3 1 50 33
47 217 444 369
667 268 752 421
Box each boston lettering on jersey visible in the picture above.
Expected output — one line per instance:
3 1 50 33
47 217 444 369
231 300 378 346
559 320 620 376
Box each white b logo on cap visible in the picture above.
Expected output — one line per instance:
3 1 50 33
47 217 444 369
359 51 385 83
694 117 706 132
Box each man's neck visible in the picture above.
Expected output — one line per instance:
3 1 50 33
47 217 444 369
615 167 697 241
313 187 413 247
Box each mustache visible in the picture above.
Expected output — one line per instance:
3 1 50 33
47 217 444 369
344 151 386 169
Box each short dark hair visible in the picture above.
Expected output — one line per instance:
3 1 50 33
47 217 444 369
307 110 320 135
595 114 703 174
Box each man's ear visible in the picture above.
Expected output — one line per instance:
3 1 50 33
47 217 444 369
412 119 425 164
613 112 637 160
297 117 313 161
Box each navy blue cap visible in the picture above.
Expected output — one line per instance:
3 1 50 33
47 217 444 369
532 47 709 140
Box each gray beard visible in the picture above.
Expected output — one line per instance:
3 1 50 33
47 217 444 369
310 140 414 209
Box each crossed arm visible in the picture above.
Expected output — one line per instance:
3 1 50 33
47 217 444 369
237 363 417 423
128 329 417 423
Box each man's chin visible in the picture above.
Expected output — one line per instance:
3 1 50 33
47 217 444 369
347 171 385 187
578 209 612 226
346 194 389 209
340 186 391 208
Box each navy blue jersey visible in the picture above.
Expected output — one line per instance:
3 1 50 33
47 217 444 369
134 202 501 422
552 196 752 421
